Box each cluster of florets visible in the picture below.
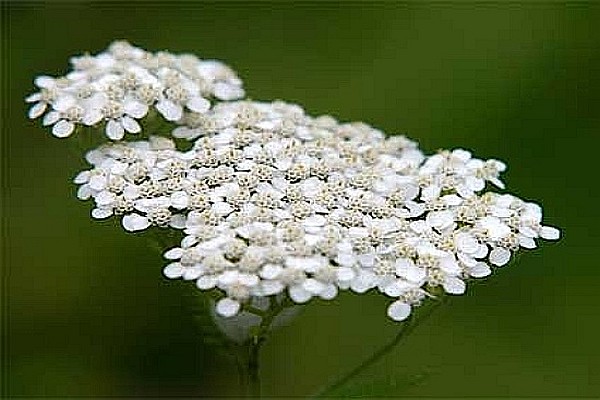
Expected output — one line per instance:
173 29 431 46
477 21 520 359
73 100 560 321
26 41 244 140
30 42 560 323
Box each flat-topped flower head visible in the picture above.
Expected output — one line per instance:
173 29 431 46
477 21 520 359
27 41 245 140
74 100 560 322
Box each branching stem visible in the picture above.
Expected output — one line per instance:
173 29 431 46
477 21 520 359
311 297 446 398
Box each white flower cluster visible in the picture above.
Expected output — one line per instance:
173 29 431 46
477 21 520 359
73 100 560 321
26 41 244 140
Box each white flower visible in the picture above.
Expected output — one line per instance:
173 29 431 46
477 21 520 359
26 41 245 141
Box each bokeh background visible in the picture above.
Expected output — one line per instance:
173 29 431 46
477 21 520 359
4 1 600 397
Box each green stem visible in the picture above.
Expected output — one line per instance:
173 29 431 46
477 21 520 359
247 340 261 397
311 297 446 398
239 295 291 397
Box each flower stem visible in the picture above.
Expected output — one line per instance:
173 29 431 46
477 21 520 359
247 339 261 397
240 295 292 397
311 296 446 398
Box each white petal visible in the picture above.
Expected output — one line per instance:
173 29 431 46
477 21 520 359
421 185 441 201
52 120 75 138
474 244 489 258
426 210 454 230
395 259 426 283
43 111 61 126
164 248 184 260
170 191 189 209
53 95 75 112
218 270 239 285
358 253 376 268
289 285 312 303
260 264 282 280
470 262 492 278
181 235 198 248
106 119 125 140
452 149 472 162
121 116 141 134
303 278 326 294
212 202 234 216
82 109 103 126
519 236 537 249
260 280 284 296
457 252 478 267
213 82 244 100
520 226 538 238
109 161 128 175
239 273 259 286
335 252 357 267
439 256 461 274
442 194 463 206
95 190 115 206
77 185 92 200
489 177 505 189
73 171 90 184
319 284 338 300
123 185 140 200
28 102 47 119
383 280 412 297
350 271 376 293
122 213 151 232
187 96 211 113
216 298 241 317
456 233 479 254
34 75 55 88
91 208 113 219
456 184 474 199
163 263 184 279
25 93 41 103
172 126 196 140
443 276 466 295
156 99 182 121
89 174 107 190
303 215 327 228
540 226 560 240
489 247 511 267
466 176 485 192
183 267 202 280
491 206 512 218
410 220 428 234
336 267 355 282
196 275 218 289
387 301 411 322
124 99 149 119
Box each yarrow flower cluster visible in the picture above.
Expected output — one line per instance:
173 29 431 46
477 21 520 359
26 41 244 140
30 41 561 323
73 100 560 321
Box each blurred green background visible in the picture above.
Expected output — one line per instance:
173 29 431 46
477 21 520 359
4 1 599 397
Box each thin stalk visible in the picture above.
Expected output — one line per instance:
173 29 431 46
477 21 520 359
311 297 446 398
247 340 261 397
240 295 291 397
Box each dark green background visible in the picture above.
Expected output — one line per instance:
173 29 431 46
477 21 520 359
4 1 599 397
